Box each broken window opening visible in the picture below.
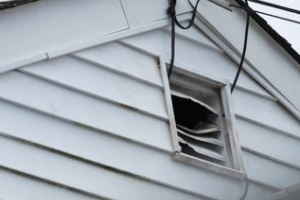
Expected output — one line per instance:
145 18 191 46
169 70 234 168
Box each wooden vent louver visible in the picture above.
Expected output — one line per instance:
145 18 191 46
171 91 226 164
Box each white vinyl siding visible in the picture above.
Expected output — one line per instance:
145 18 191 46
0 16 299 200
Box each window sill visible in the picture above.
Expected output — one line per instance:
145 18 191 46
175 152 246 180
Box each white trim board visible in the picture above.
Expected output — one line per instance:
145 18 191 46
189 0 300 121
0 13 191 75
191 13 300 121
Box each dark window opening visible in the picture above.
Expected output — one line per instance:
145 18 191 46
171 91 227 164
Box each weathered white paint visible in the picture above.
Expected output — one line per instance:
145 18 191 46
0 71 173 152
191 0 300 113
191 15 300 121
20 56 168 120
237 118 300 169
243 151 300 190
0 1 299 199
117 27 300 198
0 99 238 199
163 23 221 52
245 182 277 200
159 56 181 152
233 89 300 139
120 0 192 27
0 169 103 200
0 0 128 65
73 42 163 87
121 29 273 99
265 183 300 200
0 137 201 200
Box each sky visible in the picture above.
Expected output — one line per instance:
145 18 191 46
248 0 300 54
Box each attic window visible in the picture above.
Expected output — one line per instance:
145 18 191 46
161 64 244 176
0 0 39 10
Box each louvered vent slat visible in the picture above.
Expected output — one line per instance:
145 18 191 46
171 92 227 165
178 137 226 163
177 128 224 147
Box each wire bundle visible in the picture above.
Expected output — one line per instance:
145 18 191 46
167 0 201 78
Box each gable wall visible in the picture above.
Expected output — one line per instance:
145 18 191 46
0 39 245 200
0 1 300 199
118 25 300 199
191 0 300 115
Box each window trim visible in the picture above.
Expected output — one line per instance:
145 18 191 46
159 56 245 179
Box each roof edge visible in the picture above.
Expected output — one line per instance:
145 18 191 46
234 0 300 65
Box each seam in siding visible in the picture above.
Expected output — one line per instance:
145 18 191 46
0 165 112 200
242 146 300 172
70 54 164 89
236 114 300 142
17 69 168 122
0 132 212 200
0 97 172 154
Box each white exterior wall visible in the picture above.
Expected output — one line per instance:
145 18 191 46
119 26 300 199
0 1 300 200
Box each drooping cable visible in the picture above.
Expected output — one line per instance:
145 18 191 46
175 0 201 30
239 173 249 200
167 0 201 78
231 0 250 93
167 0 176 78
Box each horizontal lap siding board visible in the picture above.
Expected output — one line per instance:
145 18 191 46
19 55 168 120
233 89 300 138
0 71 173 153
245 183 277 200
118 27 300 197
232 88 300 190
0 137 201 200
237 118 300 169
162 24 221 52
0 169 103 200
243 151 300 189
120 29 274 99
0 100 242 200
73 42 163 88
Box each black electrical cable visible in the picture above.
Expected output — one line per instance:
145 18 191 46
175 0 201 30
230 5 300 24
248 0 300 15
231 0 250 93
168 0 176 78
167 0 201 78
255 11 300 24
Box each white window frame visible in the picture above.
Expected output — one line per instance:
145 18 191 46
159 56 245 179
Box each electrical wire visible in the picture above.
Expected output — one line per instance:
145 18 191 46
174 0 201 30
255 10 300 24
168 2 250 199
248 0 300 15
230 4 300 24
240 173 249 200
167 0 201 78
168 0 176 78
231 0 250 93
